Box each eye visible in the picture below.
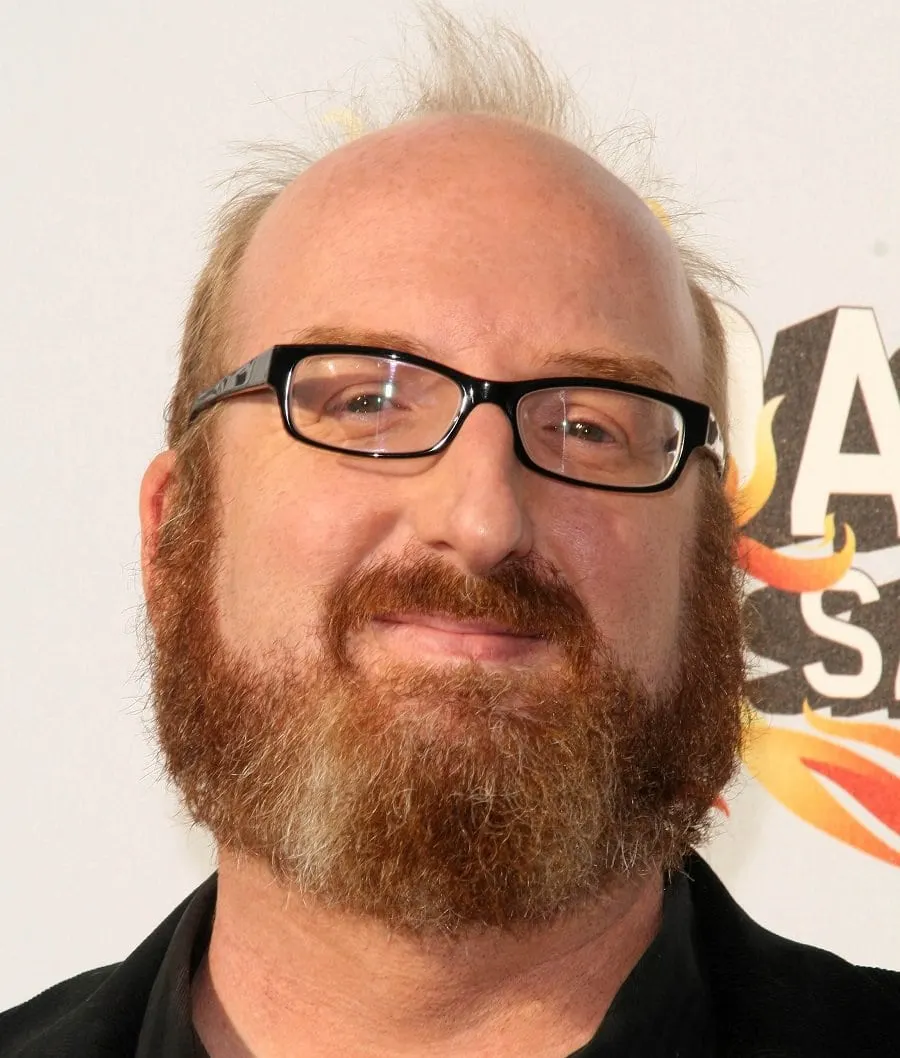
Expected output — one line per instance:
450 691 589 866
556 418 621 445
325 385 405 417
340 392 394 415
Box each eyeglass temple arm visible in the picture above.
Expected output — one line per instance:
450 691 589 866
188 349 275 422
704 411 726 476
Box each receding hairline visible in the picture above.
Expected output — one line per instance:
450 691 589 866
241 109 676 268
164 6 733 455
231 111 698 370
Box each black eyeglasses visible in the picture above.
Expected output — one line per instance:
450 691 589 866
189 344 724 493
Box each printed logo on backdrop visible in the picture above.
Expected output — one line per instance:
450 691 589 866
719 303 900 866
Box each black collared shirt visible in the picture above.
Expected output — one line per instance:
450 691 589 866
4 855 898 1057
131 869 711 1058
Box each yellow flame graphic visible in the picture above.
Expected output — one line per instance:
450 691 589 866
727 396 782 527
645 199 672 231
323 108 369 141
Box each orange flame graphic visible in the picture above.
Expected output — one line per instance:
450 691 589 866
735 517 857 593
728 397 900 867
726 397 856 592
743 705 900 867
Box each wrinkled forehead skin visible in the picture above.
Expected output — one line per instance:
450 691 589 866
228 114 705 402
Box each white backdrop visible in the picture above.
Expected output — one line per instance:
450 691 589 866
1 0 898 1009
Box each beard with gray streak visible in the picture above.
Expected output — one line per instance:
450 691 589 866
147 454 746 934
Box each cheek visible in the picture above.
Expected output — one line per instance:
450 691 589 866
211 425 397 652
549 487 694 678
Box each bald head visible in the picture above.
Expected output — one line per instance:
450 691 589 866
230 115 705 406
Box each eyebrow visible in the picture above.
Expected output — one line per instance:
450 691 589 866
285 325 677 392
544 349 676 391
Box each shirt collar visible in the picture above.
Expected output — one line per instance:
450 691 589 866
573 867 713 1056
134 867 710 1058
134 874 216 1058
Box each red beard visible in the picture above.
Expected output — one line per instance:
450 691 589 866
147 457 745 933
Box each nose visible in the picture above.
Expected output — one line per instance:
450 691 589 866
405 404 533 575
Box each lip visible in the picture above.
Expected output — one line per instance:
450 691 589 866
379 613 535 636
369 613 545 663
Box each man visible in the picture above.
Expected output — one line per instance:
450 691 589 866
2 8 898 1057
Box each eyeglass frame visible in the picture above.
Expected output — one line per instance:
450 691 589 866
188 343 725 494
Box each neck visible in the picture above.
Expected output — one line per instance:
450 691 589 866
193 851 663 1058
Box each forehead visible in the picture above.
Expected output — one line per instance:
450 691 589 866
231 115 704 397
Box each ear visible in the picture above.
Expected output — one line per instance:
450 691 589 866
139 449 177 600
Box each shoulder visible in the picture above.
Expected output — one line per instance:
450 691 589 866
686 854 900 1056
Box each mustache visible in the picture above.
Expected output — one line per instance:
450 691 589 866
324 553 599 665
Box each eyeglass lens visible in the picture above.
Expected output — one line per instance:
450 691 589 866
288 353 684 487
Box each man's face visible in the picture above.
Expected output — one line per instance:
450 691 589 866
219 118 708 689
145 116 745 931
